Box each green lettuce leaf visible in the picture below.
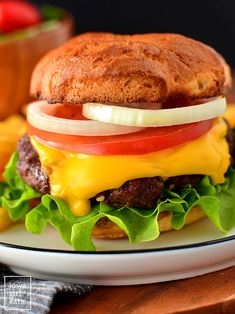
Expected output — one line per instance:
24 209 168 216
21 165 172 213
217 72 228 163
0 153 41 221
196 168 235 231
1 153 235 251
71 213 104 251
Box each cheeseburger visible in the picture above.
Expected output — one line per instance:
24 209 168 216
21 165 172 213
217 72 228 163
1 33 235 251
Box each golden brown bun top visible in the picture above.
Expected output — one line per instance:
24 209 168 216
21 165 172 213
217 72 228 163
31 32 231 104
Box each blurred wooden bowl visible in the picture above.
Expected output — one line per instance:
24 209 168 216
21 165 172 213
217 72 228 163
0 15 74 120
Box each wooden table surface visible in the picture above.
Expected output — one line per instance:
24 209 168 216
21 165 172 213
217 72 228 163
51 266 235 313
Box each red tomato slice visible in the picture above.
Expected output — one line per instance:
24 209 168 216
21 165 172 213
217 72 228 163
0 1 41 33
28 119 214 155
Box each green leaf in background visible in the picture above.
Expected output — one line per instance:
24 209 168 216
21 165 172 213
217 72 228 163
41 5 65 21
0 4 65 43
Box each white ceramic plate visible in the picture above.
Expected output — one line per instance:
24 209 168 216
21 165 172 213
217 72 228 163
0 218 235 286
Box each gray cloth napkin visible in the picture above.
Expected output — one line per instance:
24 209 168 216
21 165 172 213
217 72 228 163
0 264 92 313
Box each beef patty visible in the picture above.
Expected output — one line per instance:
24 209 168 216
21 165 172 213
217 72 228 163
17 134 50 194
17 128 234 209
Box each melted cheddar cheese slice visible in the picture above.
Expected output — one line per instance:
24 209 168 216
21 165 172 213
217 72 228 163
31 118 230 216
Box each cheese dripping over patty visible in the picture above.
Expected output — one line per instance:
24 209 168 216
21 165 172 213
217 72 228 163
30 118 230 216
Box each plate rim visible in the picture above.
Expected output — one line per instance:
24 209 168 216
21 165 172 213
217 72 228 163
0 234 235 255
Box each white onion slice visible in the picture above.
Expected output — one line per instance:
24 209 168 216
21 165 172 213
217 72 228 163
27 101 143 136
83 97 227 127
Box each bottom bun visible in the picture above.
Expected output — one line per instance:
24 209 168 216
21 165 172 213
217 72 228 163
92 206 205 239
